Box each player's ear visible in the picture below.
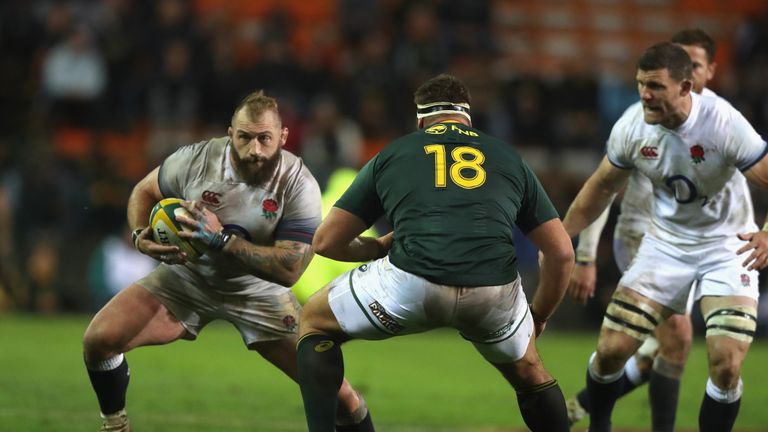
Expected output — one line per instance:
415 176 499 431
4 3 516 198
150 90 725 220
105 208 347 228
680 79 693 96
417 118 424 129
280 127 289 147
227 126 233 139
708 61 717 82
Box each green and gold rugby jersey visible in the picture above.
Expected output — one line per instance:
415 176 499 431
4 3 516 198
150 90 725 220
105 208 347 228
335 121 558 286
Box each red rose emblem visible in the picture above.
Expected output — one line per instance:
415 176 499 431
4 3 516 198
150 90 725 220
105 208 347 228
262 198 279 219
690 145 705 164
283 315 297 331
263 199 279 212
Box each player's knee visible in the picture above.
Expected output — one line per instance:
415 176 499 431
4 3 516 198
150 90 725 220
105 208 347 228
709 357 743 389
594 345 629 374
596 329 640 370
657 319 692 362
652 355 685 380
83 323 125 358
298 291 333 334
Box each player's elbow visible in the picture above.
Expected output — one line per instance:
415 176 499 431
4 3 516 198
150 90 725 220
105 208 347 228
280 271 301 287
312 231 336 259
542 241 575 266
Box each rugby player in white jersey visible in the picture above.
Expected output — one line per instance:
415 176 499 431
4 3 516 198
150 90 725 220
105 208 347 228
82 91 374 432
563 42 768 432
566 29 746 431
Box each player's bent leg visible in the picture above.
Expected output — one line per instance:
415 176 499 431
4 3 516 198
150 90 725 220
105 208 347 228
83 284 189 431
297 285 359 432
490 334 569 432
588 287 669 432
471 307 567 432
249 334 373 432
648 313 692 432
698 295 757 432
566 335 658 425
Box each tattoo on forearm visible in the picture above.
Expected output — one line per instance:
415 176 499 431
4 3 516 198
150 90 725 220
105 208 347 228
229 240 310 284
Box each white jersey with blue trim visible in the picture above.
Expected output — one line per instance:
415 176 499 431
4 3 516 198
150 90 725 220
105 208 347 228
158 137 322 283
607 91 766 246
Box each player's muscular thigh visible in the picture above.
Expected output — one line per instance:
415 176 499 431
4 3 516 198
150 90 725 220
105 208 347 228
84 284 186 359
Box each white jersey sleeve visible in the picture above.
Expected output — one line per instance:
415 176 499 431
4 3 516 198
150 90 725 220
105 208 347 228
158 141 209 198
606 103 644 169
274 160 322 244
720 101 768 171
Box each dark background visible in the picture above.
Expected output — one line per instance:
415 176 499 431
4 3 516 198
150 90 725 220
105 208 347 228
1 0 767 334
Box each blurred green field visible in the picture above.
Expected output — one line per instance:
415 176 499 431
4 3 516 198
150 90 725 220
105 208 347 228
1 314 767 431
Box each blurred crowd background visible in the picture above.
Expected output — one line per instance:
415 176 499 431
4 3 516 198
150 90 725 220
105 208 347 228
1 0 768 332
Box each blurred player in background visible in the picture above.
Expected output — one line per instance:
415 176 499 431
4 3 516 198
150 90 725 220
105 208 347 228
82 90 373 432
566 29 748 431
563 42 768 432
296 74 574 432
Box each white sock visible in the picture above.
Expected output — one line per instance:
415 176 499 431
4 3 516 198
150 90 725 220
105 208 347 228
88 353 124 371
588 351 625 383
624 356 644 385
706 377 743 404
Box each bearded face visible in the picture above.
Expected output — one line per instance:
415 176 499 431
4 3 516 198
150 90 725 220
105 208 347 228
230 143 282 186
227 108 287 186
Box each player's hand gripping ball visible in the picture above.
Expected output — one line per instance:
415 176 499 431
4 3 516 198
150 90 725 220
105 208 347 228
149 198 207 261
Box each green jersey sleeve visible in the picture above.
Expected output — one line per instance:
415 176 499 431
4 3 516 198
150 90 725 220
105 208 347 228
515 162 559 233
333 156 385 227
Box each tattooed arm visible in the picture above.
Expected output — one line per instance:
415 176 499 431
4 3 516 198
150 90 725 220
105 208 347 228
175 200 314 287
222 238 313 287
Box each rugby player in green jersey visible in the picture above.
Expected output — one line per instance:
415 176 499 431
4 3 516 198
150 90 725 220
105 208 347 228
296 74 574 432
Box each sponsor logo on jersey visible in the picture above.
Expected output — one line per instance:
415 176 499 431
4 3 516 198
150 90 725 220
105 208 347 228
368 301 404 333
262 198 279 219
425 124 447 135
640 146 658 158
690 144 705 164
201 190 222 206
283 315 297 331
314 340 335 352
450 124 478 136
741 274 751 287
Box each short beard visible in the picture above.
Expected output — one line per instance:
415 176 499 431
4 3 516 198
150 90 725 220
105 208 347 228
231 149 281 186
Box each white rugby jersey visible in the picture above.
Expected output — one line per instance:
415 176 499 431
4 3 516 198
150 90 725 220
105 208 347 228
158 137 322 281
607 92 766 245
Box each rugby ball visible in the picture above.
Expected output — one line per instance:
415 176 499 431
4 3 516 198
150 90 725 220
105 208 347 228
149 198 206 261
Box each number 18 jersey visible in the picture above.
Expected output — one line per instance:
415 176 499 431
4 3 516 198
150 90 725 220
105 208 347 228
335 121 559 287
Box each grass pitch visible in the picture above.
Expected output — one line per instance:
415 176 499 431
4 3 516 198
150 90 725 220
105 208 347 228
1 314 767 431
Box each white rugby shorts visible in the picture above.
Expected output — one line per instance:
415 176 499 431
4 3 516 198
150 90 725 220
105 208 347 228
612 227 644 273
139 264 301 345
327 256 533 363
614 227 698 314
619 234 759 313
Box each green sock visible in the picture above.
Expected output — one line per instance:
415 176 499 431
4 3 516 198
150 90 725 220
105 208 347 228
297 334 345 432
517 379 570 431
